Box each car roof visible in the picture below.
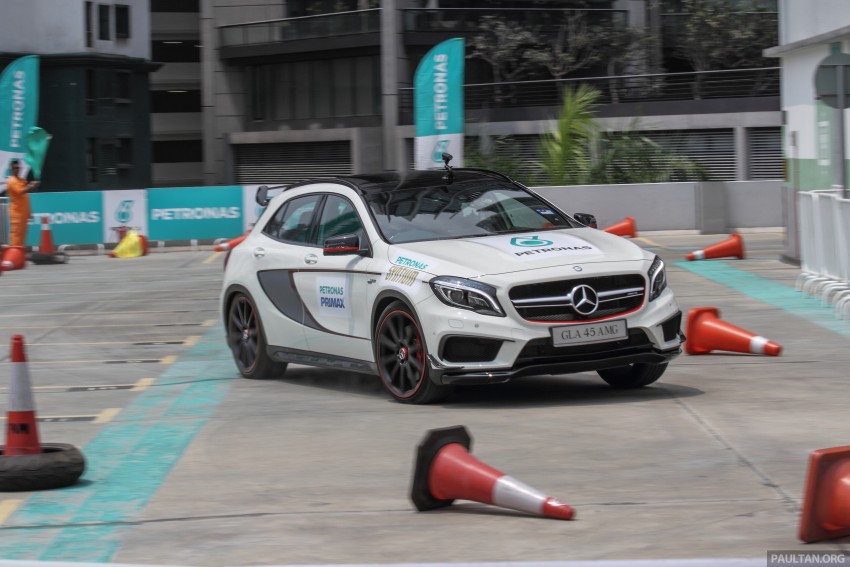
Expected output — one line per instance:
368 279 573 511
287 168 516 197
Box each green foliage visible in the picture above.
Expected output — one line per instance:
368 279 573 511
534 90 709 186
587 124 709 184
535 84 600 186
465 136 534 185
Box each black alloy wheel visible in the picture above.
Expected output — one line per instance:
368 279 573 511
375 301 452 404
226 293 287 379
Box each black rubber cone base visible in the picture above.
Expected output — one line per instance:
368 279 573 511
30 252 69 265
410 425 472 511
0 443 86 491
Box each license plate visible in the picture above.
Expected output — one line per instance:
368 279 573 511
551 319 628 347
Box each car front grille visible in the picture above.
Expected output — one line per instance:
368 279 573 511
509 274 645 322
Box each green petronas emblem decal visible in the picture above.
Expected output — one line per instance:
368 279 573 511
511 235 553 247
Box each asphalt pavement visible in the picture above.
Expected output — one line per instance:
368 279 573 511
0 231 848 566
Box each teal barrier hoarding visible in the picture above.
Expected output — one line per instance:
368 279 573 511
147 186 243 241
6 185 255 246
28 191 103 246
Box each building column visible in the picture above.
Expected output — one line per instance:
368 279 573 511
380 0 400 172
734 126 749 181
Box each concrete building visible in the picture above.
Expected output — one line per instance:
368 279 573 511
0 0 158 191
150 0 203 187
201 0 783 186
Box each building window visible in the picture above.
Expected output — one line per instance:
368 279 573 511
249 66 270 121
152 140 203 163
116 71 132 101
87 138 98 182
151 0 199 12
117 138 133 177
151 40 201 62
151 90 202 113
85 2 93 47
86 69 97 115
98 4 111 40
115 5 130 39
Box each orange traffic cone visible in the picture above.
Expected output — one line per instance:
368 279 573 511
0 246 26 271
799 445 850 542
686 232 745 261
4 335 41 456
411 426 574 520
602 216 636 238
214 233 248 252
30 216 68 265
685 306 781 356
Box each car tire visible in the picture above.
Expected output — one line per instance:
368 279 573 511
374 301 453 404
0 443 86 491
597 362 667 389
226 293 287 379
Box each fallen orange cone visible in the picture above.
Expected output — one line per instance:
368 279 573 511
214 233 248 252
4 335 41 456
799 445 850 542
686 232 745 261
411 426 574 520
0 246 26 271
685 306 781 356
602 216 636 238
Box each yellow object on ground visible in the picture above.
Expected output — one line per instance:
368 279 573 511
112 230 144 258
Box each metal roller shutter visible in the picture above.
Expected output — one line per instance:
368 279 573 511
748 127 783 179
234 141 352 185
642 129 736 181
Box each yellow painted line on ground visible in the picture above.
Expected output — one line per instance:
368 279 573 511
93 408 121 425
636 236 662 248
184 335 201 347
203 251 222 264
0 500 22 526
202 319 216 327
131 377 156 392
160 355 177 365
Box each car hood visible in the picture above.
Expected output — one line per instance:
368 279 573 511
385 228 647 277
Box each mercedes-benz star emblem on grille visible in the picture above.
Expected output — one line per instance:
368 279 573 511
570 284 599 316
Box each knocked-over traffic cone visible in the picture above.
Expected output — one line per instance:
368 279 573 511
685 306 781 356
799 445 850 543
4 335 41 456
214 233 248 252
686 232 745 261
602 216 637 238
411 426 574 520
30 217 68 265
0 246 26 271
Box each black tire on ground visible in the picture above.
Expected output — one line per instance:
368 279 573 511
374 301 453 404
226 293 288 379
0 443 86 492
597 362 668 389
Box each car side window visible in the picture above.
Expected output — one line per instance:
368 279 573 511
262 195 320 244
317 195 364 246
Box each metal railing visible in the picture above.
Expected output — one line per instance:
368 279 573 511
398 67 779 115
402 7 628 33
220 8 381 48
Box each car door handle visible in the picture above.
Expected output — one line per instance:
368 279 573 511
304 254 318 265
253 247 265 258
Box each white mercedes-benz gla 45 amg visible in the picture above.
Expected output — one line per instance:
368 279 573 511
221 166 684 404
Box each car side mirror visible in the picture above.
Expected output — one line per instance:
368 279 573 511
573 213 597 229
323 233 367 256
256 186 269 206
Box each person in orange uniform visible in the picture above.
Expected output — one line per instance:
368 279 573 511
5 159 39 247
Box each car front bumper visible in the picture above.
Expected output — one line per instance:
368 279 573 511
416 287 684 386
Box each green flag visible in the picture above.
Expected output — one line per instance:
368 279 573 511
0 55 40 177
24 126 51 181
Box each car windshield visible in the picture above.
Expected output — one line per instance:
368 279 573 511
364 181 580 244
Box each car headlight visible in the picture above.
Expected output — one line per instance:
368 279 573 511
429 276 505 317
647 255 667 301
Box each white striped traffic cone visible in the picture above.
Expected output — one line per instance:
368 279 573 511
4 335 41 455
411 426 574 520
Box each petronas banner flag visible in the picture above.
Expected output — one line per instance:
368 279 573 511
0 55 40 178
414 38 464 170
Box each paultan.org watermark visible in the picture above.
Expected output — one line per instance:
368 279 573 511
768 551 850 566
